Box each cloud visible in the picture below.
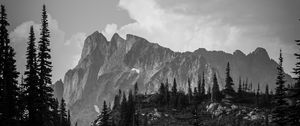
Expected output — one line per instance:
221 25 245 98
64 32 87 67
102 24 118 41
65 32 87 48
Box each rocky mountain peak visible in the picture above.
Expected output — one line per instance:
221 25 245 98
251 47 270 59
57 32 292 126
233 50 246 57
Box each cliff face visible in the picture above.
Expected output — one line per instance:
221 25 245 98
55 31 292 126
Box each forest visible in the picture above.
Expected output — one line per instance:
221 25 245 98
0 5 71 126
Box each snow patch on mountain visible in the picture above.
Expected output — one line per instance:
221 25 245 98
131 68 140 73
94 105 100 113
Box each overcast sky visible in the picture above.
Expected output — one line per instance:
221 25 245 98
1 0 300 82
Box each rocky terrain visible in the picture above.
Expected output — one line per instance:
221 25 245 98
53 31 292 126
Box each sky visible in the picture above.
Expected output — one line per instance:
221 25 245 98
1 0 300 82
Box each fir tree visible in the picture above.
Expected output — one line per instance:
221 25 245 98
120 92 128 126
287 26 300 125
207 86 211 98
113 90 121 109
272 49 288 126
211 73 220 102
128 90 135 126
67 110 71 126
238 76 242 94
24 25 40 125
37 5 55 125
224 62 235 92
256 83 260 107
52 99 60 126
172 78 178 107
188 78 192 104
94 101 110 126
100 101 110 126
165 80 170 106
201 72 205 96
59 98 67 126
134 82 138 96
172 78 177 95
197 74 202 98
0 4 20 125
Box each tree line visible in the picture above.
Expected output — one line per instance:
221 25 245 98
0 5 71 126
92 30 300 125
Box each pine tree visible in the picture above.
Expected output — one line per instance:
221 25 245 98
264 84 271 109
172 78 178 107
94 101 110 126
120 92 128 126
24 25 40 125
238 76 242 94
37 5 55 125
207 86 211 99
188 78 192 104
67 110 71 126
134 82 138 96
272 49 288 126
0 5 20 125
224 62 235 92
100 101 109 126
286 28 300 125
172 78 177 95
165 80 170 106
59 98 67 126
256 83 260 107
50 99 59 126
197 74 202 98
211 73 220 102
128 90 135 126
201 72 205 96
113 90 121 109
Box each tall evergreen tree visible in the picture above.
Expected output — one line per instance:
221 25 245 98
287 25 300 125
67 110 71 126
128 90 135 126
100 101 110 126
201 72 205 96
120 92 128 125
172 78 178 107
59 98 67 126
37 5 55 125
272 49 288 126
52 99 60 126
134 82 138 96
256 83 260 107
93 101 110 126
188 78 192 104
172 78 177 95
211 73 220 102
113 90 121 109
197 74 202 97
238 76 242 94
24 25 40 125
165 80 170 106
224 62 235 93
0 4 20 125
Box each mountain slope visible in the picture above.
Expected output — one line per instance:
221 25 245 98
55 31 292 126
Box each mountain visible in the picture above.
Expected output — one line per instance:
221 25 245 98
53 31 293 126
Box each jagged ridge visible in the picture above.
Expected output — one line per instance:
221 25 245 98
53 31 293 126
